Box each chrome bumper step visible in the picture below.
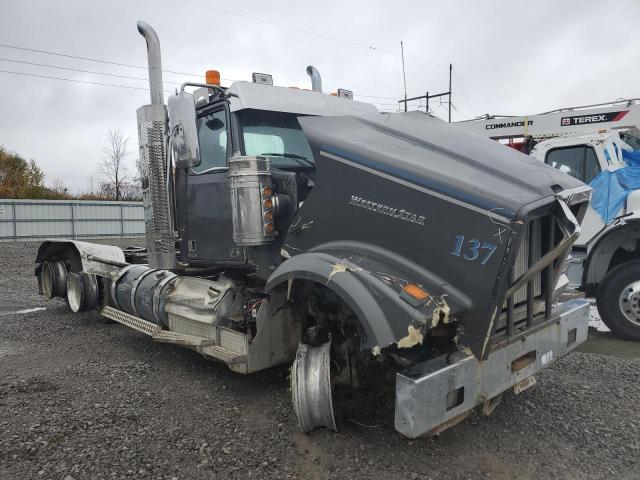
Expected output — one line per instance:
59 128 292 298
394 299 589 438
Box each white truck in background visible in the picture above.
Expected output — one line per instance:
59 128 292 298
457 100 640 340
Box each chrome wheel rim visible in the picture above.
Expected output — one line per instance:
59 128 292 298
41 262 54 299
66 273 83 313
618 280 640 324
291 341 337 433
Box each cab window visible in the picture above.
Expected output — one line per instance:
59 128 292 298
545 146 600 184
238 109 314 167
193 109 228 173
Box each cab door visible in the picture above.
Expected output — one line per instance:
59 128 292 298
183 102 243 264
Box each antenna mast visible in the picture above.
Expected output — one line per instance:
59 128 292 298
401 41 407 112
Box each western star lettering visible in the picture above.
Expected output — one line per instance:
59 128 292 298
349 195 426 226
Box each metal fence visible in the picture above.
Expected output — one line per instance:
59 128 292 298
0 199 145 242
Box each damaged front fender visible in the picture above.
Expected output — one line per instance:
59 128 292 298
266 241 471 351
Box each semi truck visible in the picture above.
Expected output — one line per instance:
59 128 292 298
34 21 591 438
457 102 640 340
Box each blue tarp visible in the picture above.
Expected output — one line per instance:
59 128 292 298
589 149 640 223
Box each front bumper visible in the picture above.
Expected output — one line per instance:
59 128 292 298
394 299 589 438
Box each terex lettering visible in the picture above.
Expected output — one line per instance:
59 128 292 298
561 110 628 127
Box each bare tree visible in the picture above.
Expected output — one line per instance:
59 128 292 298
100 129 129 201
52 178 68 195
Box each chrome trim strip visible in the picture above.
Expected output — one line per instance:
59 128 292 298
320 150 512 223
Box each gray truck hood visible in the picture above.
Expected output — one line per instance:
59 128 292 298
299 111 585 219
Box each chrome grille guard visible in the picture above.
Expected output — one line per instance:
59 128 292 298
504 185 591 344
505 200 577 298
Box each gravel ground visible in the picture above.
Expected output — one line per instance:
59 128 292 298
1 240 639 480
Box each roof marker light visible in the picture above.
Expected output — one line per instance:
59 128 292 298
337 89 354 100
205 70 221 86
252 73 273 85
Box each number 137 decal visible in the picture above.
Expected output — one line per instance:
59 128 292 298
451 235 497 265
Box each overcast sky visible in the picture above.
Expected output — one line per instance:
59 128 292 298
1 0 639 192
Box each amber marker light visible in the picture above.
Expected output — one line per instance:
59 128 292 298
401 284 429 307
205 70 221 86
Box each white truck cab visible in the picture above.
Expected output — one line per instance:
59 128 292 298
457 104 640 341
531 129 640 245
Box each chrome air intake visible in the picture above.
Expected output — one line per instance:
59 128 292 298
229 155 276 246
136 21 175 269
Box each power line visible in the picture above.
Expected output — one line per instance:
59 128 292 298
451 72 477 118
0 67 401 106
0 57 186 85
450 103 469 120
0 69 173 93
0 57 399 100
0 42 237 82
179 0 449 68
0 42 194 76
0 44 400 100
354 93 399 100
453 69 494 112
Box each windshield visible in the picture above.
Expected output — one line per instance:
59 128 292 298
238 109 315 167
620 131 640 151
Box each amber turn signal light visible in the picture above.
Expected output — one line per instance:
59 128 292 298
403 284 429 301
400 284 429 307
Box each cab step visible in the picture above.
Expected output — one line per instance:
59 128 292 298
100 306 247 365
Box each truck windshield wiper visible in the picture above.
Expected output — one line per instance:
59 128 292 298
260 152 314 167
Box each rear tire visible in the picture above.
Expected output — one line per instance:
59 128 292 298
596 259 640 341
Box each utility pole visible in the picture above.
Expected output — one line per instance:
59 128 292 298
448 63 452 123
401 41 407 112
398 64 453 121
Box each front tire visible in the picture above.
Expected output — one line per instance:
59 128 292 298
596 259 640 341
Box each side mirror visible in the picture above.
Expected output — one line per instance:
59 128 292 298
168 92 201 168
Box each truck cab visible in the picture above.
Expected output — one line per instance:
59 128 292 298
530 130 640 340
531 129 640 245
173 80 376 271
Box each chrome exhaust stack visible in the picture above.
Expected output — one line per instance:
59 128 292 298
136 21 175 269
306 66 322 92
